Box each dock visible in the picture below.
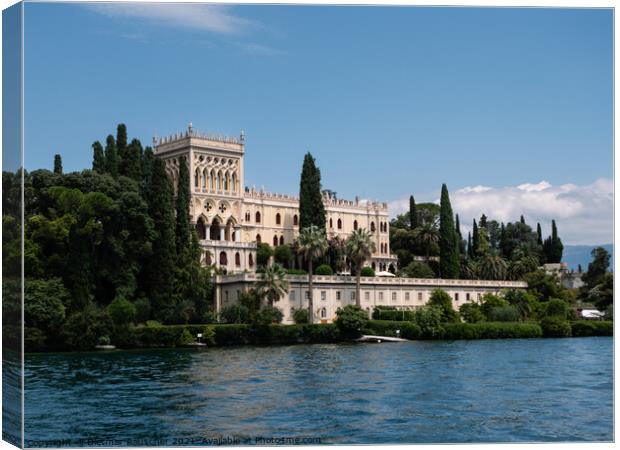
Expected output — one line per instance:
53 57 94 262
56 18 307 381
356 335 408 343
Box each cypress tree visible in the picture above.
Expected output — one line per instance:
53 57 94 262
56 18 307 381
299 152 326 230
499 222 508 258
124 138 143 182
53 154 63 174
116 123 128 166
472 219 479 256
439 184 459 278
104 134 119 177
479 213 487 230
455 214 465 254
467 232 473 259
141 147 155 197
409 195 418 229
147 158 177 318
550 220 563 263
520 215 526 225
92 141 105 173
536 222 543 246
175 156 191 258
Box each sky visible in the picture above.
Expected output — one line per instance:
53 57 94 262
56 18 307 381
19 3 613 245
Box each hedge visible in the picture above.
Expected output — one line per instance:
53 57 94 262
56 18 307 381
570 321 613 337
442 322 543 340
364 320 421 339
372 308 417 321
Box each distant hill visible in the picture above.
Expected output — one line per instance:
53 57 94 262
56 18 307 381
562 244 613 271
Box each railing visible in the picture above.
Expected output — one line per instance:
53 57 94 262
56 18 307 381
154 125 244 147
199 240 257 249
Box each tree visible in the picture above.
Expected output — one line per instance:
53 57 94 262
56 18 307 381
345 228 376 307
298 153 326 230
428 288 459 322
455 214 465 254
536 223 543 246
472 219 479 257
335 305 368 339
439 184 459 278
104 134 119 177
274 244 293 268
123 138 143 182
107 295 136 326
92 141 106 173
146 158 177 319
413 223 439 261
459 302 484 323
543 220 563 263
401 261 434 278
297 225 328 323
255 264 290 306
116 123 128 165
409 195 418 229
479 213 488 230
256 243 273 267
467 232 473 258
478 254 507 280
582 247 610 289
175 156 191 258
53 154 63 175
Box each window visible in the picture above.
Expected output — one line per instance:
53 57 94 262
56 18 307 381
379 292 384 301
276 213 281 225
365 291 370 300
351 291 356 300
320 308 327 319
337 218 342 230
293 215 298 226
219 251 227 265
321 291 326 301
279 236 284 246
290 291 296 300
249 254 254 267
255 211 261 223
418 292 423 301
236 290 241 300
371 222 376 232
405 292 410 301
305 291 310 299
466 293 470 301
336 291 341 300
256 234 261 243
454 293 459 301
329 218 333 228
392 292 397 301
273 235 278 246
245 212 250 221
477 293 481 300
235 252 241 266
353 220 358 230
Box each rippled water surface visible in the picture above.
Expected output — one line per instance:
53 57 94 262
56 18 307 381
24 338 612 445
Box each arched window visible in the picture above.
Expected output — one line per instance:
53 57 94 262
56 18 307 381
353 220 358 230
219 251 227 266
371 222 376 232
329 218 333 228
279 236 284 246
276 213 281 225
245 212 250 222
273 235 278 246
235 252 241 266
320 308 327 319
255 211 261 223
293 215 298 226
337 219 342 230
256 234 261 243
372 262 376 270
196 217 207 240
194 169 199 188
249 253 254 267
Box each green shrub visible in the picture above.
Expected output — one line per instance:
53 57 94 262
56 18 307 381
480 293 508 320
178 327 195 345
107 296 136 325
415 305 443 338
293 308 309 324
459 302 484 323
428 289 459 323
360 267 375 277
255 306 284 325
541 317 572 337
487 306 520 322
201 326 216 345
256 243 273 267
302 323 340 342
146 320 162 327
571 320 613 337
365 320 421 339
335 305 369 338
315 264 333 275
401 261 435 278
442 322 542 340
220 304 251 324
274 245 293 268
372 307 416 321
211 324 253 346
544 298 569 319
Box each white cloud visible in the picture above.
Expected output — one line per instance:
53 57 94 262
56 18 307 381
389 178 613 246
86 3 257 35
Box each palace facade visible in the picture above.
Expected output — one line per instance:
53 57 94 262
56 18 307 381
154 124 398 274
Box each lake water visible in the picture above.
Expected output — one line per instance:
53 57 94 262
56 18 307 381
23 338 612 446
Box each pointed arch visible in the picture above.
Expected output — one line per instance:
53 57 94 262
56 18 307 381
276 213 281 225
279 236 284 246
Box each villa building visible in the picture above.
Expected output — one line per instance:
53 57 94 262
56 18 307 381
155 124 527 323
154 124 398 274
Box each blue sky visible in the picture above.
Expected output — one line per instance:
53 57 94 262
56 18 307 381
20 3 613 244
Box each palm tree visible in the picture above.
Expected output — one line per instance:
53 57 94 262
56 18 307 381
345 228 377 307
413 224 439 262
255 263 290 307
479 254 508 280
297 225 328 323
508 256 539 280
460 257 478 280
